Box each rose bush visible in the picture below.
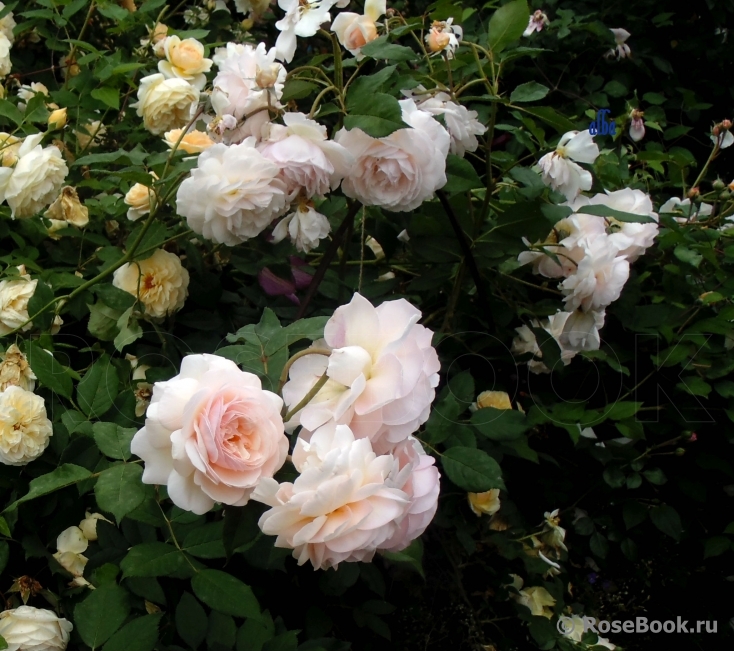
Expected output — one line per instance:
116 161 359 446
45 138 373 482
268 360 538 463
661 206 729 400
0 0 730 649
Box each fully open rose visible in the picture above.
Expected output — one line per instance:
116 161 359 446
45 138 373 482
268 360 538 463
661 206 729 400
131 354 288 514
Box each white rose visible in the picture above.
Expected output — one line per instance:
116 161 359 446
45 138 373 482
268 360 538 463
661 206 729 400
113 249 189 319
210 42 286 143
158 36 212 89
0 132 21 166
0 344 36 391
0 134 69 218
130 354 288 515
0 3 16 44
0 33 11 78
272 203 331 253
131 73 200 135
253 423 411 569
0 386 53 466
176 140 287 245
258 112 354 200
406 87 487 157
79 511 111 541
0 268 37 335
335 99 450 212
53 526 88 579
283 292 440 454
0 607 73 651
565 188 659 262
537 130 599 200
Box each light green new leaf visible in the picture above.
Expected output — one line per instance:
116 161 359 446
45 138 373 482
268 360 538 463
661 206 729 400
191 569 260 619
441 447 505 492
487 0 529 54
94 464 146 522
75 583 130 649
4 464 93 513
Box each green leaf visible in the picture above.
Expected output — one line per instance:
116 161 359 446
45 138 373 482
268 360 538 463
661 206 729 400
88 302 123 341
444 154 483 193
590 531 609 558
673 245 703 268
441 447 505 492
380 538 424 578
519 106 577 134
236 618 274 651
93 422 136 460
642 467 667 485
0 516 10 538
510 81 549 103
75 583 131 649
114 307 143 352
4 464 92 512
704 536 731 559
346 66 397 105
343 93 409 138
102 615 162 651
121 543 189 578
0 99 23 125
183 522 226 559
575 204 656 224
281 79 318 102
27 281 55 331
605 401 642 420
94 283 136 311
95 464 146 523
650 505 682 541
27 342 73 399
91 87 120 110
487 0 529 54
530 325 562 371
471 407 528 441
78 355 119 418
176 592 208 650
361 36 418 61
191 569 260 619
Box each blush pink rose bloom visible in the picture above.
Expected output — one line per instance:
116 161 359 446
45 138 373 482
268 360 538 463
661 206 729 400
130 353 288 514
282 292 440 454
253 422 411 569
378 436 440 552
258 112 354 201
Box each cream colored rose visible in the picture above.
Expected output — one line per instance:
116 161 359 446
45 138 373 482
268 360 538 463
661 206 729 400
468 488 500 516
113 249 189 318
131 73 200 135
159 36 212 89
475 390 512 410
53 526 88 582
0 133 69 219
47 107 68 130
124 177 156 222
331 13 378 59
0 386 53 466
0 132 21 166
0 267 36 335
0 3 16 44
79 511 110 541
74 120 106 150
0 606 73 651
44 186 89 228
0 344 36 391
0 33 11 78
163 128 214 154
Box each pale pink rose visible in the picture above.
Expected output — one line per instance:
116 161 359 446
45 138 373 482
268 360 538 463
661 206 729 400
282 293 440 453
334 99 450 212
331 12 378 59
258 112 354 200
253 422 411 569
378 437 440 552
130 353 288 514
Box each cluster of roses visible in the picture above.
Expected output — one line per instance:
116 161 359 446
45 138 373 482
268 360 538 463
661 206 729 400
513 129 660 373
132 292 442 570
127 4 485 257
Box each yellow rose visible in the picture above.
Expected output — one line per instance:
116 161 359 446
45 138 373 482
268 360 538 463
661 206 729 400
468 488 501 516
0 386 53 465
163 128 214 154
47 107 68 130
112 249 189 319
131 73 200 135
0 344 36 391
475 390 512 410
158 36 212 89
124 174 157 221
45 186 89 228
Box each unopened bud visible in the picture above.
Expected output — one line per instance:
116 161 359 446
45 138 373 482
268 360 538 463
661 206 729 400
687 187 700 199
427 28 451 53
713 178 726 190
255 65 280 89
722 119 732 130
47 107 67 130
241 18 254 31
712 125 721 137
151 23 168 44
675 447 685 456
720 190 731 201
